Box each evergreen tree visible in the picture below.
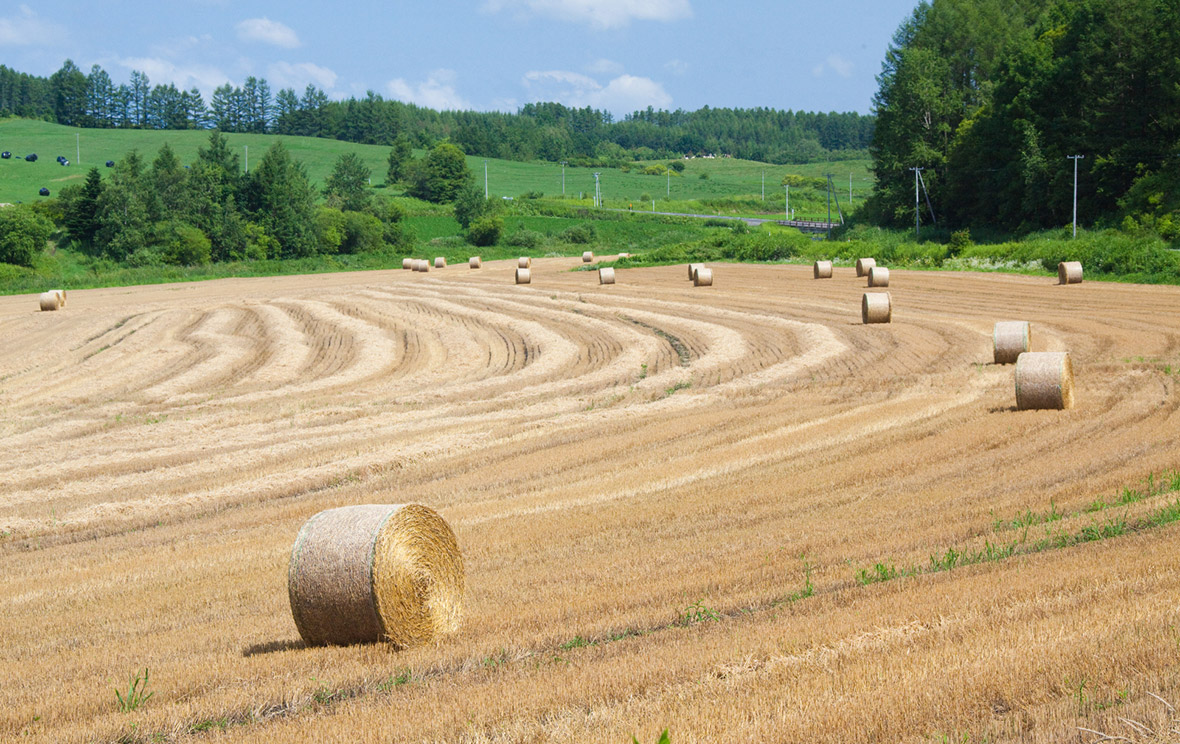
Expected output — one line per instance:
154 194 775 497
386 135 412 184
243 141 318 258
324 152 371 212
63 167 104 248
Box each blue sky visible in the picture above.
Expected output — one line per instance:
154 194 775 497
1 1 920 117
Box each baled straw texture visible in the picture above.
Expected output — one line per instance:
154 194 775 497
813 260 833 279
694 267 713 287
51 289 66 307
861 292 892 324
1015 351 1075 410
1058 261 1083 284
419 260 431 272
993 321 1031 365
688 263 705 281
38 291 60 311
434 257 446 269
402 258 413 270
516 267 531 284
599 267 615 285
868 267 890 287
469 256 481 269
518 257 531 269
582 251 594 263
288 503 465 648
856 258 876 277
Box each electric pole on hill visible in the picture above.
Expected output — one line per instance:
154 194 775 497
1068 155 1084 237
825 173 833 241
909 167 924 238
484 160 488 199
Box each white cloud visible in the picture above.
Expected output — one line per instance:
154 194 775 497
523 69 671 116
0 5 63 46
115 56 229 96
235 17 300 49
387 70 470 111
813 54 853 79
664 59 688 75
267 61 338 92
484 0 691 29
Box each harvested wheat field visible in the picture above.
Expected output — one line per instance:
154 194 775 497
4 258 1180 743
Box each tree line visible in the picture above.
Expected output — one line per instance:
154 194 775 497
865 0 1180 238
0 61 873 165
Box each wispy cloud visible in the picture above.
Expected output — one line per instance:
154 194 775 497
523 69 672 116
114 56 229 97
267 62 338 93
586 58 624 75
387 69 470 111
812 54 853 79
235 17 300 49
485 0 692 29
0 5 63 47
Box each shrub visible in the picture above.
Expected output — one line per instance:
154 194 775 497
948 229 973 256
506 229 544 248
560 223 596 244
0 205 54 267
667 161 685 173
642 164 667 176
159 222 212 266
339 211 384 253
467 215 503 246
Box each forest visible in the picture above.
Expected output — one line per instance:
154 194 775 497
865 0 1180 237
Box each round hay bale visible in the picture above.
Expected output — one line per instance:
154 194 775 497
518 257 531 269
694 267 713 287
861 292 892 324
434 256 446 269
51 289 66 308
867 266 890 287
1058 261 1083 284
402 258 413 270
1015 351 1075 410
688 262 705 280
582 251 594 263
516 267 531 284
38 291 60 311
419 259 431 273
469 256 481 269
993 321 1030 365
599 267 615 285
288 503 464 648
813 260 833 279
856 257 876 277
617 252 631 258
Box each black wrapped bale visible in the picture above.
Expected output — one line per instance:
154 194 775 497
38 187 49 196
25 154 37 162
1 152 10 159
106 160 115 167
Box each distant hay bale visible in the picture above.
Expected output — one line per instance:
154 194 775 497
418 259 431 272
617 252 631 258
38 291 60 311
51 289 66 308
868 267 890 287
993 321 1030 365
1058 261 1083 284
288 503 465 648
469 256 481 269
516 267 531 284
862 292 892 324
582 251 594 263
518 257 531 269
1015 351 1075 410
402 258 413 270
688 262 705 280
694 267 713 286
434 257 446 269
856 258 876 277
813 260 833 279
599 267 615 285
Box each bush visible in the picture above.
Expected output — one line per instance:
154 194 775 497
642 164 667 176
0 205 54 267
947 229 973 257
506 229 544 248
667 161 686 173
560 223 596 243
340 211 384 253
159 222 212 266
467 215 503 246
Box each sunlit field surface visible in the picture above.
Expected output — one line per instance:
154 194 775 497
3 259 1180 743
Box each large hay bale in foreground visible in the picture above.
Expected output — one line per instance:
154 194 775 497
856 258 876 277
813 260 833 279
434 257 446 269
688 263 705 281
867 267 890 287
1015 351 1075 410
469 256 481 269
518 257 531 269
993 321 1030 365
38 292 60 311
599 267 615 285
516 268 531 284
862 292 891 324
582 251 594 263
1058 261 1083 284
51 289 66 308
694 267 713 286
402 258 413 270
288 504 464 648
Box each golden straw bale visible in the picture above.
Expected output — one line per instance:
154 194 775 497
868 267 890 287
856 258 876 277
688 263 705 280
518 257 531 269
582 251 594 263
516 268 531 284
434 257 446 269
993 321 1031 365
599 267 615 285
38 292 60 311
288 504 464 648
469 256 481 269
402 258 412 270
861 292 892 324
694 267 713 286
419 260 431 272
1058 261 1083 284
813 260 833 279
1015 351 1075 409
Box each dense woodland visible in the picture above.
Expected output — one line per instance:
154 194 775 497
866 0 1180 237
0 61 871 165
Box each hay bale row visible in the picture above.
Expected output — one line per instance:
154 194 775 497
1058 261 1083 284
688 262 704 281
469 256 481 269
813 260 832 279
1015 351 1074 409
599 267 615 285
694 267 713 287
867 267 890 288
856 257 876 277
993 321 1030 365
288 504 465 648
413 259 430 272
402 258 413 270
862 292 891 324
516 267 531 284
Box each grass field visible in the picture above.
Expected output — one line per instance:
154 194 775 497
3 260 1180 742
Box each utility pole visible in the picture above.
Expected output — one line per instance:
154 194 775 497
593 172 601 207
666 169 670 198
76 133 80 164
909 167 923 238
761 169 765 201
825 173 833 240
1068 155 1084 237
561 161 567 195
785 185 789 221
484 160 488 199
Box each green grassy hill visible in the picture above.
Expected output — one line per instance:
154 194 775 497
0 118 872 219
